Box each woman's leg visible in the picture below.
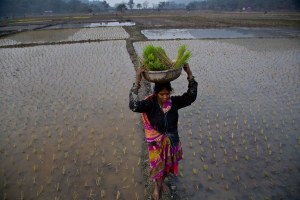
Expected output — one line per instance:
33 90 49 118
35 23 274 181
153 179 162 200
161 175 170 193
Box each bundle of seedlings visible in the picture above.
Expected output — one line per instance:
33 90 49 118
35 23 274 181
139 44 192 71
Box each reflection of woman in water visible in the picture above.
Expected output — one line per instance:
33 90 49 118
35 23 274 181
129 63 198 200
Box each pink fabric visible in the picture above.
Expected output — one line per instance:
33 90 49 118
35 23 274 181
142 94 182 180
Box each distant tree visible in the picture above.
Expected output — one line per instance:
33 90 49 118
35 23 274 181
90 0 110 12
187 1 207 10
49 0 68 13
143 1 149 9
137 3 142 9
127 0 134 10
295 0 300 9
116 3 127 12
69 0 83 12
102 1 110 10
186 0 297 11
0 0 299 17
158 1 166 10
161 1 184 9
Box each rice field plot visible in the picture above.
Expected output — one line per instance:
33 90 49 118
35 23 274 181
0 27 129 47
0 40 144 199
134 39 300 200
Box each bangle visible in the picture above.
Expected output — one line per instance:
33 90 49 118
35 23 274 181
187 76 194 80
133 82 141 87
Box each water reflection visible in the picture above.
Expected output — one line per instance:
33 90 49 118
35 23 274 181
0 27 129 46
142 27 300 40
0 20 135 34
0 41 144 199
45 21 136 29
134 39 300 199
86 21 136 27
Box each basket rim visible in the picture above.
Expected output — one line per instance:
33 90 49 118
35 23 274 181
143 67 182 74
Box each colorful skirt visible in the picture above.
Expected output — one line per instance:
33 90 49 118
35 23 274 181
147 134 183 181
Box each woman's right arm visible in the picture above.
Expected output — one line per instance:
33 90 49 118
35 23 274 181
129 68 153 113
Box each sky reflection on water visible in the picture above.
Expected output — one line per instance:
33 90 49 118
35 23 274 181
142 27 300 39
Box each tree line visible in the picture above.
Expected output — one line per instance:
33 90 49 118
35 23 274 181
0 0 110 17
1 0 299 17
186 0 300 11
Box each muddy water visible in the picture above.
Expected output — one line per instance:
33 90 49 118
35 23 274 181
0 41 144 199
134 39 300 200
1 29 299 200
0 27 129 46
86 22 136 28
142 28 300 40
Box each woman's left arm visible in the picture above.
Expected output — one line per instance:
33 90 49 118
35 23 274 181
172 63 198 109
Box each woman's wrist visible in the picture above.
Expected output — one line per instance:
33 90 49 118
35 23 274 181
187 74 194 80
133 82 141 87
135 78 141 84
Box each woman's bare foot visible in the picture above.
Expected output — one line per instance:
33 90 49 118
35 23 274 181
162 182 170 194
153 181 161 200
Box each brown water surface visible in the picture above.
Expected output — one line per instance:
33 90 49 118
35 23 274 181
0 41 144 200
134 39 300 200
0 27 129 46
7 28 79 42
1 35 299 200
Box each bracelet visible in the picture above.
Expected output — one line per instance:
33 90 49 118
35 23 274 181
187 76 194 80
133 82 141 87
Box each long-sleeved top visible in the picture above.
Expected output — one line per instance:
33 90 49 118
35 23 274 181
129 78 198 145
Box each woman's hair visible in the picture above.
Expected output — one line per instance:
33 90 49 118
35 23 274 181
153 82 173 94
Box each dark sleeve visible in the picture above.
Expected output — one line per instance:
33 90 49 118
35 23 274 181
129 84 153 113
172 78 198 110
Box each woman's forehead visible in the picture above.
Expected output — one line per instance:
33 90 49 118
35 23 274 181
158 88 170 94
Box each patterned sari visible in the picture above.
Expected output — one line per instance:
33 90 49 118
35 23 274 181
142 95 183 181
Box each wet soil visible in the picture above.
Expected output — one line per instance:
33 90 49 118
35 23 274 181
0 41 147 200
1 10 300 65
134 39 300 200
1 10 299 200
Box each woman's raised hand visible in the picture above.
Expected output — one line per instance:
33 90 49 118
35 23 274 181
183 63 193 80
135 67 144 85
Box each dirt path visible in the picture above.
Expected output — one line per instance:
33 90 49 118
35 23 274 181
122 23 179 200
122 25 181 200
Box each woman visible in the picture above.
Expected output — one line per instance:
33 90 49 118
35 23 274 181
129 63 197 200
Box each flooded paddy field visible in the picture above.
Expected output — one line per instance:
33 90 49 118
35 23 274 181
43 21 136 29
142 27 300 40
134 39 300 199
0 27 129 47
0 23 299 200
0 41 145 199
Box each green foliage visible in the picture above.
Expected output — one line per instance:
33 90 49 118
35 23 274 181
173 45 192 69
142 44 191 71
142 45 171 71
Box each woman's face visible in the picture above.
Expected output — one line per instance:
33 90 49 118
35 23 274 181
157 88 171 105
